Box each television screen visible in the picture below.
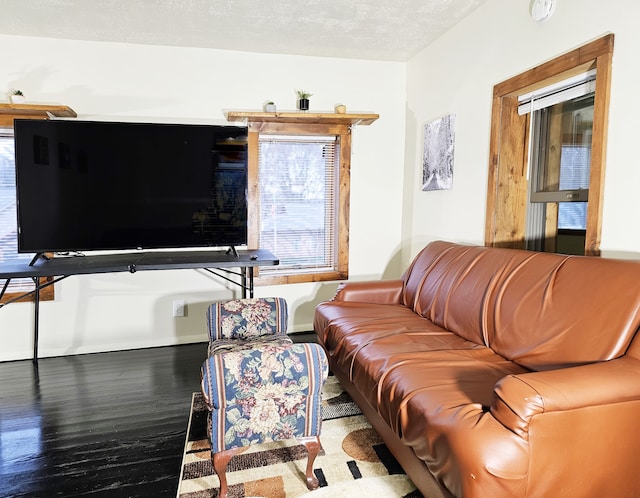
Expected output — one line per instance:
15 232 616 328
13 119 248 253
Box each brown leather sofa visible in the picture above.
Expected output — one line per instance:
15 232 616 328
314 240 640 498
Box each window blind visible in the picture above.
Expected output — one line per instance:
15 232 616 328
518 69 596 115
258 135 338 275
0 130 35 294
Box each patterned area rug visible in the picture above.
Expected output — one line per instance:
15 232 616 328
177 375 421 497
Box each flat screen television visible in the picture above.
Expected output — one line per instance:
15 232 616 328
13 119 248 254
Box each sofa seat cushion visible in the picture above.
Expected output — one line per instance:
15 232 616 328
316 301 441 353
315 301 483 377
346 331 487 404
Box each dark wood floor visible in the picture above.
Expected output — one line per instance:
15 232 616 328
0 342 209 497
0 334 316 498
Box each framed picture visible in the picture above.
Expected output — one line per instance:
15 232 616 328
422 114 456 191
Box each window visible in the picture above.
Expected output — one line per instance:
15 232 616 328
250 124 350 285
523 80 595 253
1 107 74 305
0 130 32 295
225 111 377 285
258 135 338 276
0 128 53 303
485 34 613 256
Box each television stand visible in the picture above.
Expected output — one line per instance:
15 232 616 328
0 248 278 362
226 246 239 258
28 252 50 266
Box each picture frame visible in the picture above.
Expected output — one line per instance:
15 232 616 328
422 114 456 191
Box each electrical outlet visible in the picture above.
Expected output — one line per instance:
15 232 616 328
173 300 186 317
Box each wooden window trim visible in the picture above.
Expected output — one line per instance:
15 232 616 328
226 111 379 285
247 121 351 285
485 34 613 256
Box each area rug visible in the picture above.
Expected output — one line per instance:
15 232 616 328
177 375 421 498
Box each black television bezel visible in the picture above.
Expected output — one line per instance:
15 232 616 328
13 119 249 254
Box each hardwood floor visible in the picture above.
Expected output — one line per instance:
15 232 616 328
0 333 318 497
0 342 210 497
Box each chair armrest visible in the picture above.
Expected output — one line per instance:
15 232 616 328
491 356 640 439
332 279 404 304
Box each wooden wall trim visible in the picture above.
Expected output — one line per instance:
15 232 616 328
485 34 614 255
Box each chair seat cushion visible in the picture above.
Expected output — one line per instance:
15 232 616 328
208 335 293 356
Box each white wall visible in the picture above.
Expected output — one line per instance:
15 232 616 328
0 35 406 361
9 0 639 362
404 0 640 264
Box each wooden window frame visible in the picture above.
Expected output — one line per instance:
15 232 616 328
484 34 613 256
247 121 351 285
226 111 378 285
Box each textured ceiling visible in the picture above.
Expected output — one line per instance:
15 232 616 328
0 0 488 62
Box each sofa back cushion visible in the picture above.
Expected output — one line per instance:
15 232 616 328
486 251 640 369
403 241 532 346
402 241 640 370
402 241 468 310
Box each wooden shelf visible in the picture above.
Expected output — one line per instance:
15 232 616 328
0 103 77 127
225 110 379 126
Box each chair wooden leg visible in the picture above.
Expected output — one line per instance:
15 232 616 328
212 446 246 498
299 436 322 490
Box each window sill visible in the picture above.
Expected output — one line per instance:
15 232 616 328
255 270 348 286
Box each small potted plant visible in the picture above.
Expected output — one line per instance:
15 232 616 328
10 89 25 104
264 101 277 112
296 90 312 111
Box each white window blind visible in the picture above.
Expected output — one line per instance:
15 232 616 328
518 69 596 115
0 130 35 294
258 135 338 275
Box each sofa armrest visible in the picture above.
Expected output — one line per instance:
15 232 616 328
332 279 404 304
491 356 640 439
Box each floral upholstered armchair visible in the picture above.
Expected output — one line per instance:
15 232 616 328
200 298 329 498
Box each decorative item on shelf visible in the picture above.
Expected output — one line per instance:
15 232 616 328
263 101 277 112
296 89 312 111
335 104 346 114
9 89 25 104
